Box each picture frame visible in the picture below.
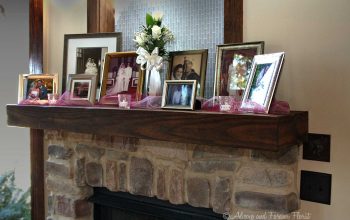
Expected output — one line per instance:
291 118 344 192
241 52 285 113
18 73 59 103
100 51 143 102
167 49 208 97
67 74 97 103
214 41 264 98
62 32 122 99
161 80 197 110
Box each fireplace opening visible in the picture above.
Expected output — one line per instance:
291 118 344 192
89 188 223 220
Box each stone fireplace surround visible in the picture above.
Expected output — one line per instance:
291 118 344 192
45 130 299 220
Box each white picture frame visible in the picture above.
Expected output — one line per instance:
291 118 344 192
241 52 285 113
62 33 122 99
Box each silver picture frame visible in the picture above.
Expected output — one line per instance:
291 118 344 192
241 52 285 113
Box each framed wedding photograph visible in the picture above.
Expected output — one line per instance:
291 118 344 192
167 49 208 97
214 41 264 99
62 32 122 98
161 80 197 110
67 74 97 103
100 52 142 102
18 74 59 103
241 52 285 113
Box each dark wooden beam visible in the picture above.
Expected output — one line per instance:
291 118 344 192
29 0 44 219
224 0 243 43
30 128 45 220
7 105 308 151
29 0 43 74
87 0 115 33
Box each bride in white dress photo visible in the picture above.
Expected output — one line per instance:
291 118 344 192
107 63 132 95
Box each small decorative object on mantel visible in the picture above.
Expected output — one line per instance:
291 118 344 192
134 11 175 97
241 52 285 114
18 73 59 105
161 80 197 110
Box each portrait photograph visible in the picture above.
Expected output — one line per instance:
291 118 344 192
18 74 59 103
62 32 122 98
100 52 142 101
214 42 264 98
241 52 285 113
75 47 108 86
68 74 97 103
71 80 91 100
168 49 208 97
162 80 197 110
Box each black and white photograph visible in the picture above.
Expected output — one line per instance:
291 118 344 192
161 80 197 110
75 47 108 87
62 33 122 98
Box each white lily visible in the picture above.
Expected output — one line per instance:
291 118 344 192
152 11 163 21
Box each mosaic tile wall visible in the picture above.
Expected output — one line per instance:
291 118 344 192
115 0 224 97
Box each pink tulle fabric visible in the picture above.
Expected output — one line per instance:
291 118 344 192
19 98 48 105
19 93 289 115
201 96 290 115
130 96 162 109
98 94 162 109
54 92 93 106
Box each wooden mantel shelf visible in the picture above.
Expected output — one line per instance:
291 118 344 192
7 104 308 151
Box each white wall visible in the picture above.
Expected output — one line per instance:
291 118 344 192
44 0 87 92
244 0 350 219
0 0 30 190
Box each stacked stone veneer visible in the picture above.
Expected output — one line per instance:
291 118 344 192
45 130 300 220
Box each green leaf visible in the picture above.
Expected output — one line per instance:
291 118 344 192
146 13 154 27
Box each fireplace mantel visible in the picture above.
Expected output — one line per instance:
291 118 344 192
6 104 308 219
7 105 308 151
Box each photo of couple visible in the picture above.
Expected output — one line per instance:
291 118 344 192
105 56 139 96
169 50 208 97
26 79 52 100
166 84 193 106
171 58 200 82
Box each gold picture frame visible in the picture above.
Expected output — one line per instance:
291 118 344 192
161 80 197 110
214 41 264 98
18 73 59 103
100 51 143 103
68 74 97 104
167 49 208 97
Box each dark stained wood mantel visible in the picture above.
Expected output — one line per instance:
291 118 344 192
7 105 308 151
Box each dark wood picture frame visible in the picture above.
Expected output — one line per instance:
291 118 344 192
167 49 208 97
62 32 122 97
214 41 264 98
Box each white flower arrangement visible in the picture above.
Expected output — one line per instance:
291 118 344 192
134 11 175 58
